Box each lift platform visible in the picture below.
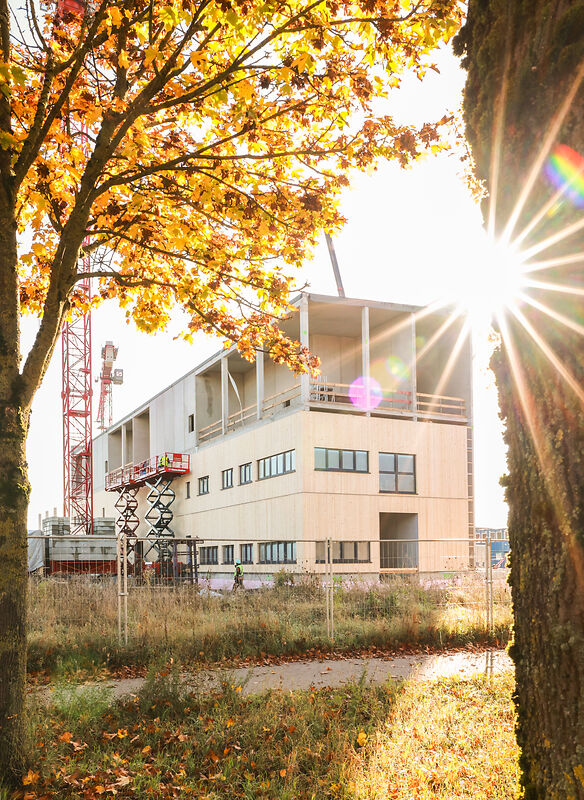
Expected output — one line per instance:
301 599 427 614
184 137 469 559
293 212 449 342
105 453 190 491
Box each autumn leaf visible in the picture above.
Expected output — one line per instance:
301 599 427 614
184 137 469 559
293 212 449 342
226 717 235 728
356 731 368 747
22 770 40 785
280 768 287 778
59 731 73 742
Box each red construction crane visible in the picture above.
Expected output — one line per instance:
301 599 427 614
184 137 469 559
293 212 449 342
96 341 124 431
59 0 94 535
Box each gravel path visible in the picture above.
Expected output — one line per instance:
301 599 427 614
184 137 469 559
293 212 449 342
40 649 512 702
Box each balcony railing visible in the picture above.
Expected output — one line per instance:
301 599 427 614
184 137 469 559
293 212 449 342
196 382 466 444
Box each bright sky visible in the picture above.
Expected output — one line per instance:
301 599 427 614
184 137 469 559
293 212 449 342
23 45 509 530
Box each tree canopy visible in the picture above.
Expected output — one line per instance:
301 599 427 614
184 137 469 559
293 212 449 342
3 0 462 403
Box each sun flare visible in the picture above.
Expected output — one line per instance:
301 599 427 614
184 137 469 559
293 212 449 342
454 233 527 327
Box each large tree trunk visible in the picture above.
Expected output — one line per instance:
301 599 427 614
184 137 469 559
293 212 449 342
0 187 30 782
457 1 584 797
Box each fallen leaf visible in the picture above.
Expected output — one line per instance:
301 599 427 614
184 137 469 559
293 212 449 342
22 770 39 786
356 730 368 747
280 768 287 778
59 731 73 743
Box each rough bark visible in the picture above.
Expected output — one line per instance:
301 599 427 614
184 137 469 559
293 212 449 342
0 184 30 782
456 1 584 797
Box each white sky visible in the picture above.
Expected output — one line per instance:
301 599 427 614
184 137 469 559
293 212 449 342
23 45 509 530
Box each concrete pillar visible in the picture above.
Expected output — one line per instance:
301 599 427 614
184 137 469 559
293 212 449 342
300 295 310 407
221 356 229 435
256 350 264 420
193 375 199 446
410 312 418 421
361 306 370 416
121 424 127 465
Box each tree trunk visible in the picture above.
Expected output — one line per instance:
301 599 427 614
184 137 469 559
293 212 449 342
0 181 30 782
457 1 584 796
0 401 30 783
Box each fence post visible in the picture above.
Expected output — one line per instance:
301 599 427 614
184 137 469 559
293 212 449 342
117 533 129 645
485 531 493 635
325 537 334 641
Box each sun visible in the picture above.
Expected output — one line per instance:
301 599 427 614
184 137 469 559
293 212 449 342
454 231 527 328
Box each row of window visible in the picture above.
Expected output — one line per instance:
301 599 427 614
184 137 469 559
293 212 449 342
315 448 416 494
199 541 296 566
199 540 372 566
187 448 415 498
188 450 296 498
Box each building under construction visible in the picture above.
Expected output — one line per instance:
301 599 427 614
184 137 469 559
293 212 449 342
93 293 474 579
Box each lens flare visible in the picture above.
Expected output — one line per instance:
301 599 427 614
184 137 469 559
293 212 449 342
349 376 383 411
544 144 584 209
385 355 410 380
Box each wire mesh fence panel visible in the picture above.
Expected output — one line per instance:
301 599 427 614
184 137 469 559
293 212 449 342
27 534 512 657
27 535 120 668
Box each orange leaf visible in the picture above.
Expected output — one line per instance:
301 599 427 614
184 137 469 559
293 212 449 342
226 718 235 728
208 749 220 763
59 731 73 742
280 768 287 778
22 770 39 786
142 745 151 754
95 785 106 794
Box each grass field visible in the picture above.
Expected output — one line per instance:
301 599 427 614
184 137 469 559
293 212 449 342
13 668 518 799
28 576 512 677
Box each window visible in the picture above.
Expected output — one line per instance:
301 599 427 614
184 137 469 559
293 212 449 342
186 480 190 499
316 541 371 563
222 468 233 490
314 448 368 472
105 460 108 474
223 545 234 564
188 413 194 433
258 449 295 480
239 463 252 485
259 541 297 564
198 475 209 495
379 453 416 493
240 543 253 564
200 546 218 565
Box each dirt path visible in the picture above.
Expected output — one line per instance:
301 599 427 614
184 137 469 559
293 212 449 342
40 649 512 702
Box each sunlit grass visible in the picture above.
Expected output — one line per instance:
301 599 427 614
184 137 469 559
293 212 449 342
352 673 519 799
20 668 518 799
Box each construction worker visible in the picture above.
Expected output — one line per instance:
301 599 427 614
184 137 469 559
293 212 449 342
233 560 244 591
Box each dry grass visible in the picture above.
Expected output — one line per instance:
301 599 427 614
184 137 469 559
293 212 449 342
352 673 519 799
15 668 518 799
27 574 512 675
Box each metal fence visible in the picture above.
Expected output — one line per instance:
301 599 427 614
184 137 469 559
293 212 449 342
27 533 511 650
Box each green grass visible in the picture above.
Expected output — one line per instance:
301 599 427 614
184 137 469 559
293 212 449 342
16 668 518 799
27 576 512 678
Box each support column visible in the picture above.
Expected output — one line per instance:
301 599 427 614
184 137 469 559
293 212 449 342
121 425 127 466
256 350 264 420
300 294 310 408
221 356 229 435
410 312 418 421
361 306 370 416
193 376 199 446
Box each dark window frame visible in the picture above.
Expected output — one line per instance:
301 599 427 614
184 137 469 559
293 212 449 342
239 462 252 485
200 546 218 565
258 541 297 564
188 413 195 433
379 452 416 494
186 480 190 499
257 449 296 481
314 447 369 473
198 475 209 495
221 468 234 490
222 545 234 565
315 540 371 564
240 543 254 564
